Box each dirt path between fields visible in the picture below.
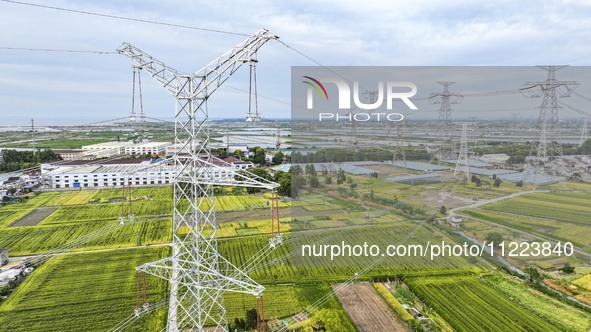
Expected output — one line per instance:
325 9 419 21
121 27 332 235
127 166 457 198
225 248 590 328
333 282 407 332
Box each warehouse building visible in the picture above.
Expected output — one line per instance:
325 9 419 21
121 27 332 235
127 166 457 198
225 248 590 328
82 141 135 156
125 142 169 156
42 156 253 189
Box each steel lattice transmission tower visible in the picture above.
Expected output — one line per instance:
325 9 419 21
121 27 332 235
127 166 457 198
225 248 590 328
117 29 279 332
522 66 579 159
511 112 520 128
429 82 463 161
392 120 406 168
429 82 464 138
454 123 470 181
580 116 589 147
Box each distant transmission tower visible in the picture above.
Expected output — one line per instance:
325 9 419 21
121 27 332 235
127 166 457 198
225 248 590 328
30 118 36 156
226 124 231 150
454 123 470 181
118 30 278 331
350 111 359 151
429 82 463 161
580 116 589 147
511 112 520 128
275 127 282 149
522 66 579 159
430 82 464 138
392 120 406 168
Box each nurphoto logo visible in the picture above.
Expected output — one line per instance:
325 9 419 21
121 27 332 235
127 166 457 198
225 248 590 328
302 76 418 122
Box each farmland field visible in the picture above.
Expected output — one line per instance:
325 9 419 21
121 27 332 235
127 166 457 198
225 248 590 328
225 285 303 322
0 179 590 332
482 192 591 225
0 218 171 256
408 275 564 331
219 224 487 284
484 273 591 331
463 191 591 249
573 274 591 291
0 247 170 332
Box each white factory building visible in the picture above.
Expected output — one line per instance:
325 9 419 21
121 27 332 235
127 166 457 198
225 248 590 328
42 156 253 189
125 142 169 156
81 141 135 157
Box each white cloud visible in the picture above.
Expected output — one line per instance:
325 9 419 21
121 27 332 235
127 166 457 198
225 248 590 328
0 0 590 123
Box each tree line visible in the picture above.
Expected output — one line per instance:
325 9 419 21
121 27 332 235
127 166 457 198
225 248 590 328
0 149 61 172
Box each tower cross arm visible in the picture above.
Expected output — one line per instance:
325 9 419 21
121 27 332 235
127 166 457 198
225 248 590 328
116 43 181 94
117 29 278 99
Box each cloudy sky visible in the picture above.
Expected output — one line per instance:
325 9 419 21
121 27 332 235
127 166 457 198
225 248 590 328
1 0 591 125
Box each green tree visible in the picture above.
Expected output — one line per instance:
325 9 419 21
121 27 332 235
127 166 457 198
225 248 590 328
324 176 332 184
493 178 502 188
560 263 575 274
305 163 316 176
309 175 320 188
526 267 541 282
485 232 504 248
236 168 271 194
232 149 243 157
276 171 291 197
292 174 306 198
245 309 257 329
336 169 346 184
252 147 267 166
272 151 285 164
291 165 303 176
307 309 355 332
579 138 591 154
440 205 447 215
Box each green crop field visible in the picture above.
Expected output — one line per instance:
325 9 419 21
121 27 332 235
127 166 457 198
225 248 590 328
408 275 563 331
0 218 171 256
484 273 591 331
482 192 591 226
219 224 486 284
0 187 294 256
462 191 591 249
0 247 170 332
1 181 590 332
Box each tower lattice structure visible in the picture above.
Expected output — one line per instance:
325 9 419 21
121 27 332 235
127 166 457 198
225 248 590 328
522 66 579 160
454 123 471 181
117 29 279 332
429 82 463 160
